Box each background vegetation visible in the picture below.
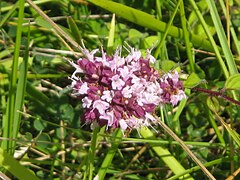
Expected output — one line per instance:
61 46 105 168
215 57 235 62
0 0 240 179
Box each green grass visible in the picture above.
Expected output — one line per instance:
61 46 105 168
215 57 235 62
0 0 240 179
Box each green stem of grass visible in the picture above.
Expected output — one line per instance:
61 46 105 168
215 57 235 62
189 0 229 79
179 0 195 72
97 129 123 180
11 23 30 154
206 0 238 75
155 0 169 60
154 0 181 58
88 127 100 180
1 0 25 154
219 0 240 56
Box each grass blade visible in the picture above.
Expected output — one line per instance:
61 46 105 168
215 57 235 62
1 0 25 153
0 147 38 179
87 0 216 52
97 129 122 180
189 0 229 78
206 0 238 75
156 119 216 179
154 0 181 58
0 1 18 28
219 0 240 57
140 127 194 180
107 14 115 53
179 0 195 72
12 24 30 154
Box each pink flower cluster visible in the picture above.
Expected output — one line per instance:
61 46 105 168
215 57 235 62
69 46 186 133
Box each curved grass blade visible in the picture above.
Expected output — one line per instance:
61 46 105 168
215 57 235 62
87 0 216 52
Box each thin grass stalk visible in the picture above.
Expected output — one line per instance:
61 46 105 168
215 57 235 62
26 0 80 50
172 98 186 135
210 108 240 148
154 0 181 58
122 138 224 148
1 0 25 153
87 127 99 180
206 108 225 144
188 0 229 79
157 118 216 180
226 0 230 47
206 0 238 75
179 0 195 72
155 0 169 60
11 23 30 154
97 129 122 180
218 0 240 58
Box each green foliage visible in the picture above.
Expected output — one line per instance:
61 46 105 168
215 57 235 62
0 0 240 179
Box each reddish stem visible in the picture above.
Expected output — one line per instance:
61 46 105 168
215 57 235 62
192 87 240 106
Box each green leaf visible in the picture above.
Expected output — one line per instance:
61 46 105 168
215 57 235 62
59 104 74 122
56 128 67 139
67 17 82 44
129 28 144 40
143 36 159 48
225 74 240 90
184 72 203 88
34 118 47 131
36 133 51 149
35 16 52 29
159 60 177 72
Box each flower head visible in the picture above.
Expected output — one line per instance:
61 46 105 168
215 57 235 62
69 46 186 134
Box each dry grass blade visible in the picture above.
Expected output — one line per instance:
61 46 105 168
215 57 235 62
226 166 240 180
26 0 80 50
